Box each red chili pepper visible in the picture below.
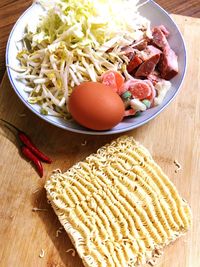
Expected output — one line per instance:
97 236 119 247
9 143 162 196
0 118 52 163
21 146 43 177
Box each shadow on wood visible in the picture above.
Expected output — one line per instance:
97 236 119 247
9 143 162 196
31 187 84 267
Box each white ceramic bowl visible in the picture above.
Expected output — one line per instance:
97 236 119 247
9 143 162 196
6 0 186 135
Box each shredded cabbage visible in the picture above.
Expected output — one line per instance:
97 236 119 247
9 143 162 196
13 0 151 117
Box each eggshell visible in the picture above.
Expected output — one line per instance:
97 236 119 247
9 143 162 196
68 82 125 130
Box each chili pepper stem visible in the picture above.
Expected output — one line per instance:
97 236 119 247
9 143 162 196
0 118 52 164
1 124 43 177
0 118 21 132
2 123 24 147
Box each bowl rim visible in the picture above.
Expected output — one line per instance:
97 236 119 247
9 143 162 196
6 0 187 135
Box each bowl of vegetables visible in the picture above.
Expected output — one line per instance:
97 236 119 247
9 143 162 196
6 0 186 135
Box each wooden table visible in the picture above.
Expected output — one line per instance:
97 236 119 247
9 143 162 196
0 0 200 82
0 2 200 267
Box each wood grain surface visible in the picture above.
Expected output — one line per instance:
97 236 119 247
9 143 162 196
0 14 200 267
0 0 200 82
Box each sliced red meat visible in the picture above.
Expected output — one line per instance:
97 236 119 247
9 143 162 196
121 46 135 60
133 45 162 77
158 47 178 80
139 45 162 61
152 26 170 50
134 40 148 51
121 46 135 53
127 55 143 73
135 53 161 77
147 71 162 85
157 25 170 37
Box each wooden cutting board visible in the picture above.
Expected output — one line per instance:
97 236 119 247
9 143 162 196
0 14 199 267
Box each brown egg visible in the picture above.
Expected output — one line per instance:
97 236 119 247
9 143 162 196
68 82 125 130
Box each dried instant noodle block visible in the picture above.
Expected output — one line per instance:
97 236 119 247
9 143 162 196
45 136 192 267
